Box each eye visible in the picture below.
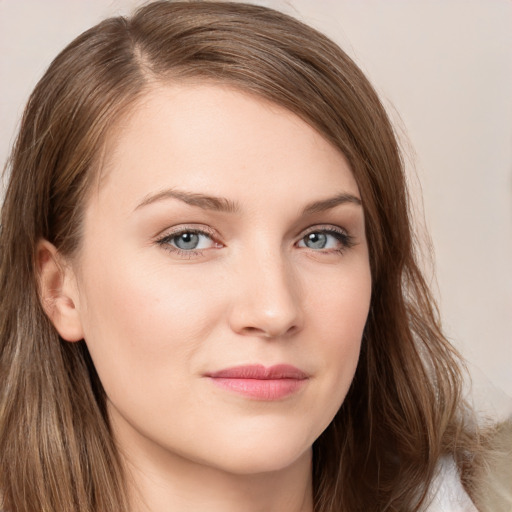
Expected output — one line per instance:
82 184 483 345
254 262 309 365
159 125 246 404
297 228 354 253
156 228 220 255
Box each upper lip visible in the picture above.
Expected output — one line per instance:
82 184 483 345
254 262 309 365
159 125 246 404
206 364 308 380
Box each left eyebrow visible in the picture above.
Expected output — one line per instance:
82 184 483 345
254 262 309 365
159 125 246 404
301 193 362 215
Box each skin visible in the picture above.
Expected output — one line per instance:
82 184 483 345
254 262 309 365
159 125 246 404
40 83 372 512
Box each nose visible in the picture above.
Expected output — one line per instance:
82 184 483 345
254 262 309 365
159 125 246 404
228 249 304 339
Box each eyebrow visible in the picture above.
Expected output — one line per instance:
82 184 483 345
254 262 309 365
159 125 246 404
134 188 361 214
301 193 362 215
135 189 240 213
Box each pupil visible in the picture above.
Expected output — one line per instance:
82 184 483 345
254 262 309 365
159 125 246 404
175 232 199 250
306 232 327 249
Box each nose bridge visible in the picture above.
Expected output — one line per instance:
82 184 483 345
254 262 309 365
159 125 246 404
229 240 303 338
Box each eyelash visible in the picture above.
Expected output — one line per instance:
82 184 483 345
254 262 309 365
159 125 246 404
300 226 355 254
155 225 355 258
156 227 219 258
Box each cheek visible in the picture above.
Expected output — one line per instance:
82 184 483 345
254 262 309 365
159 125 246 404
307 256 371 344
75 254 228 396
305 260 371 408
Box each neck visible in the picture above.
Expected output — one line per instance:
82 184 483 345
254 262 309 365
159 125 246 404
109 405 314 512
123 445 313 512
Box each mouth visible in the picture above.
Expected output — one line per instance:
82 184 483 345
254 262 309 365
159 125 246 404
205 364 309 400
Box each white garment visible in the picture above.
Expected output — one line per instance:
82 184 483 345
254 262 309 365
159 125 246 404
425 456 478 512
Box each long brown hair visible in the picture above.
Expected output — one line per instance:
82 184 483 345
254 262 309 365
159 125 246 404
0 2 481 511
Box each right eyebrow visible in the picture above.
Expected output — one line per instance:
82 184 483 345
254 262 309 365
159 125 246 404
134 189 240 214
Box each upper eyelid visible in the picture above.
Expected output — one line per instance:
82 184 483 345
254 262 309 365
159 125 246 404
155 224 218 240
155 223 350 240
154 223 349 239
298 224 351 240
300 224 348 233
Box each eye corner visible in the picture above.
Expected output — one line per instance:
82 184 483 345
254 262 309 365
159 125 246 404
154 225 223 258
296 225 355 254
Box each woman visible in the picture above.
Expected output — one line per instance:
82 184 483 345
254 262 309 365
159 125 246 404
0 2 506 511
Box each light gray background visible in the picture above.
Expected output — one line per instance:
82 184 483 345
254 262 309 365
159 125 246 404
1 1 511 407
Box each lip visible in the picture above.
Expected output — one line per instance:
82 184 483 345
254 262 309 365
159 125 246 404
205 364 309 400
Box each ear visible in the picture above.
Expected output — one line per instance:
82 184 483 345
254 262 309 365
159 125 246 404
36 240 84 342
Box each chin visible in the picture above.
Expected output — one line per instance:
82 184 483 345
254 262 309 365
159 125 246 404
189 422 316 476
206 444 312 476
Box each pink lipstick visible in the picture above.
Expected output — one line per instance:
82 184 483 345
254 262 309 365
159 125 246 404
206 364 308 400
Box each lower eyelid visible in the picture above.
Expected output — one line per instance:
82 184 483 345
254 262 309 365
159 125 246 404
155 226 354 255
154 227 224 258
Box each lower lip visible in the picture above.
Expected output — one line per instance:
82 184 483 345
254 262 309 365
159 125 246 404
208 377 306 400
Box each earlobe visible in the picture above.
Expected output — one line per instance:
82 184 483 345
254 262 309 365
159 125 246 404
36 240 84 342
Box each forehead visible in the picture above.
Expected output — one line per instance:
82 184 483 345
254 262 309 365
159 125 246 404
93 82 359 213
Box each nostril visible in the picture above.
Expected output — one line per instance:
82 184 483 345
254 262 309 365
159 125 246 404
227 265 304 338
239 322 299 339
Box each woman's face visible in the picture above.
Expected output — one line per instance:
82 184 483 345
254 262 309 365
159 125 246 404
68 83 371 475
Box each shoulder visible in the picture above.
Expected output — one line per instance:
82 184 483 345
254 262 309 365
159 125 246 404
423 456 478 512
